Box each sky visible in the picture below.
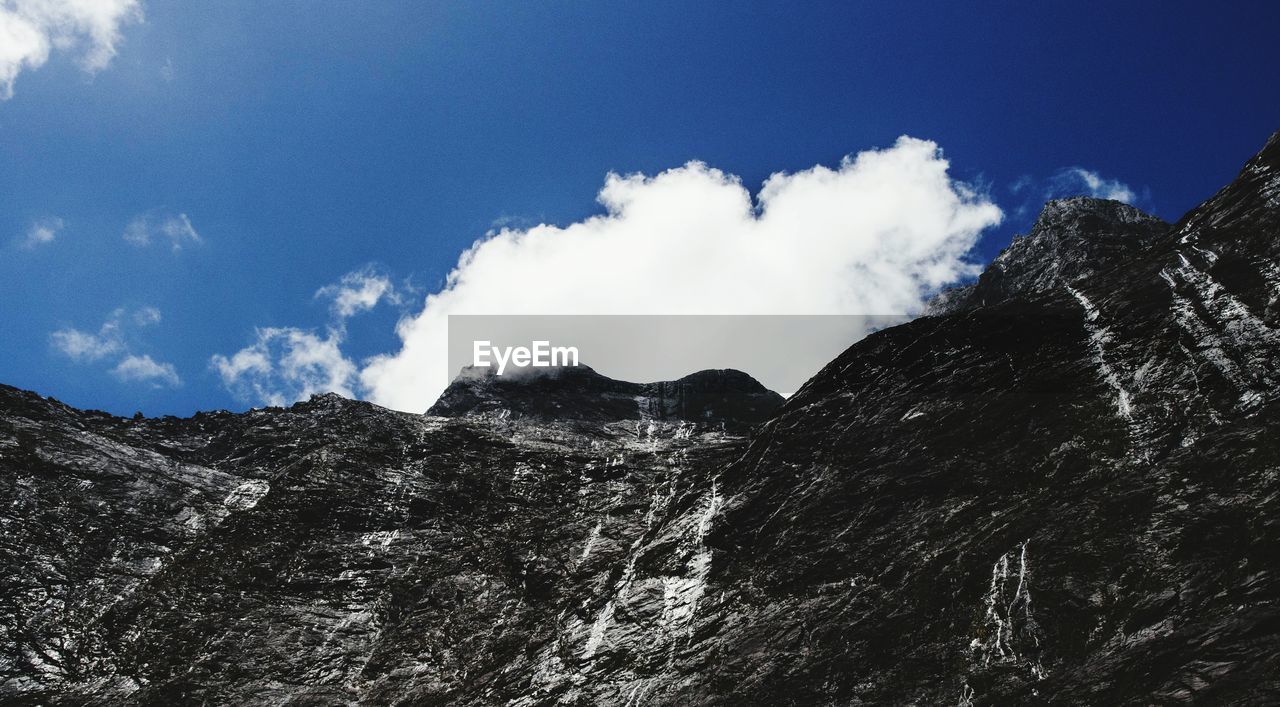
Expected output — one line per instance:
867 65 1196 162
2 0 1278 416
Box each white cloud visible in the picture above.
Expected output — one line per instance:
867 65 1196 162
211 327 357 407
0 0 143 99
213 267 404 407
51 305 159 361
124 211 202 251
132 305 161 326
359 136 1003 412
315 266 398 319
51 306 179 387
18 216 62 248
1049 168 1137 204
50 322 122 361
111 353 180 387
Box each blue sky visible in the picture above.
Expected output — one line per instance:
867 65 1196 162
2 0 1278 416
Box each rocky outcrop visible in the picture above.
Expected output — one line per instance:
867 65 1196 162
929 197 1169 315
428 365 784 431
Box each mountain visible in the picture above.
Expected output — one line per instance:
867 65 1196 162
927 196 1170 314
428 365 784 430
3 131 1279 705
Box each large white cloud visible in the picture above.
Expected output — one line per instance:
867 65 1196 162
360 136 1003 412
0 0 142 99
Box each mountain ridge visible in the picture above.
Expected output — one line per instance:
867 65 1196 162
428 365 784 430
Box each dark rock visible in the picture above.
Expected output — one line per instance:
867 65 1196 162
428 364 784 430
931 197 1169 314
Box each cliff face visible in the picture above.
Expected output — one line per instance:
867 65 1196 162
3 132 1280 706
696 132 1280 705
1 377 769 706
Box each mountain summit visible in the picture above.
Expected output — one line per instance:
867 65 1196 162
428 365 783 429
930 196 1169 314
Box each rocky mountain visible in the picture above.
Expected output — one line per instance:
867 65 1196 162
428 366 784 430
927 196 1170 314
3 130 1280 705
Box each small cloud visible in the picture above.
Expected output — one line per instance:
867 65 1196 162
51 306 180 386
211 327 356 407
315 266 400 320
112 354 181 388
18 217 63 249
133 306 162 326
124 212 203 251
1047 168 1138 204
50 323 123 361
215 266 402 406
160 57 174 82
0 0 144 99
1008 175 1035 196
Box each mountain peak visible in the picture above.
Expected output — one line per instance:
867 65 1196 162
428 364 783 428
1262 129 1280 157
1175 129 1280 234
928 196 1168 314
1035 196 1163 227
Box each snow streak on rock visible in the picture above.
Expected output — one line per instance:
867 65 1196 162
224 479 270 511
1066 286 1133 419
580 520 604 563
661 479 722 642
1160 250 1280 410
971 540 1045 680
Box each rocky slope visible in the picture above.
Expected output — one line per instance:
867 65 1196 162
1 375 772 706
3 131 1280 705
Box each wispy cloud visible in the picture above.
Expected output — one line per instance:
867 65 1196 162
1048 167 1138 204
212 266 401 406
124 212 202 251
17 216 63 249
211 327 356 407
50 323 123 361
0 0 143 99
112 354 180 387
51 306 180 387
315 266 400 320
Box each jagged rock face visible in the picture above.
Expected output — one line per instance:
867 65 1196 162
428 366 784 431
3 131 1280 706
1 386 751 705
683 132 1280 704
929 196 1170 314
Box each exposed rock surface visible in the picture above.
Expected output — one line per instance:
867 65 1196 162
928 196 1170 315
3 131 1280 705
427 366 784 431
